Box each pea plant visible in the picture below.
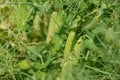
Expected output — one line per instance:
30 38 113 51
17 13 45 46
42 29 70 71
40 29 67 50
0 0 120 80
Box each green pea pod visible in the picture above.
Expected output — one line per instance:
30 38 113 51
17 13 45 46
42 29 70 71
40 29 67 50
105 28 114 44
18 59 32 70
33 13 43 38
33 14 40 31
84 12 101 30
63 16 80 60
64 30 76 60
61 61 73 80
74 37 83 57
72 37 83 65
46 11 62 43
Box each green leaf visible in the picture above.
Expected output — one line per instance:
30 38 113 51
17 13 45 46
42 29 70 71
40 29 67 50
52 34 63 51
80 1 88 12
27 46 43 62
91 0 100 6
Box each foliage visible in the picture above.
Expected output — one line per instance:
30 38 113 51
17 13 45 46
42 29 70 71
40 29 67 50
0 0 120 80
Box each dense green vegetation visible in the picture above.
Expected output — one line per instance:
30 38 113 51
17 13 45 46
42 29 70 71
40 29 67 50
0 0 120 80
